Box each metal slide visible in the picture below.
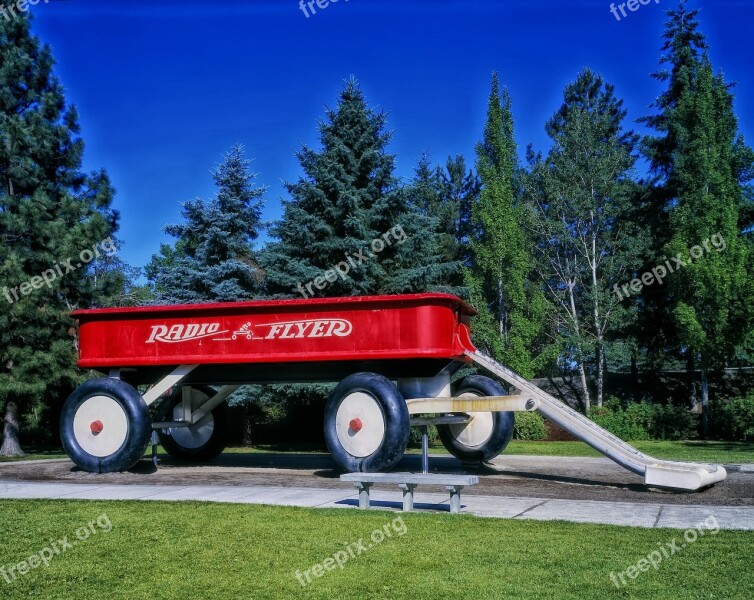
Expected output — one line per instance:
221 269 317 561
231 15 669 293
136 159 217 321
468 351 727 491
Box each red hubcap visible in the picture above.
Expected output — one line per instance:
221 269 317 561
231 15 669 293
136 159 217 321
349 418 363 432
90 420 104 435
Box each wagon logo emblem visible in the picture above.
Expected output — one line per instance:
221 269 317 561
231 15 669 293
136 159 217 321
262 319 352 339
145 319 353 344
146 322 226 344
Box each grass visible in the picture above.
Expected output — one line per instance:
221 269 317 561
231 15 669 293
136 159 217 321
0 448 66 463
3 440 754 465
0 500 752 599
502 440 754 463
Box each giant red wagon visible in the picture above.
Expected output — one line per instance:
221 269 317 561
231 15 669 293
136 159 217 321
61 293 726 490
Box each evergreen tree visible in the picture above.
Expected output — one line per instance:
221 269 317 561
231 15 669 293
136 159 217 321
442 154 480 266
641 0 754 421
0 15 118 455
637 0 709 388
263 78 458 298
91 239 154 307
524 69 645 409
146 145 266 303
663 56 751 432
410 152 458 265
467 73 543 379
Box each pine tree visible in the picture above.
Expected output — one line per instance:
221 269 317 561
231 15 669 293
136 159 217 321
524 69 645 409
263 78 459 299
146 145 266 303
0 15 118 455
467 73 543 379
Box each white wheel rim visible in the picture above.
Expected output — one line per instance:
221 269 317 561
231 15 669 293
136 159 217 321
449 391 495 448
73 395 129 457
170 388 215 450
335 392 386 458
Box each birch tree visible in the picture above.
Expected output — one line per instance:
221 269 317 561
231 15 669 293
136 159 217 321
524 69 644 409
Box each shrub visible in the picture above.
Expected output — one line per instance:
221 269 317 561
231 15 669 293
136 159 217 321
711 394 754 441
514 411 548 440
588 398 698 441
589 402 651 441
649 404 698 440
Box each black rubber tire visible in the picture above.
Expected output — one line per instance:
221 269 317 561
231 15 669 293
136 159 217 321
325 372 410 473
437 375 514 463
60 378 151 474
157 385 229 462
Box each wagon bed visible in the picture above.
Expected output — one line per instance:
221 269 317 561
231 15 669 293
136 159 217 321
74 293 476 385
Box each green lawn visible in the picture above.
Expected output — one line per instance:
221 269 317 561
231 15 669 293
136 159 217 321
0 448 67 463
0 500 751 599
3 440 754 465
501 440 754 464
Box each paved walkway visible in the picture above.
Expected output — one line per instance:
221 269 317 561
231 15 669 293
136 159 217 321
1 479 752 530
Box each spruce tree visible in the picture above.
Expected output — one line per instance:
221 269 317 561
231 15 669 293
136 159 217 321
410 152 458 265
467 73 543 379
443 155 480 266
0 15 118 455
263 78 458 298
146 145 266 303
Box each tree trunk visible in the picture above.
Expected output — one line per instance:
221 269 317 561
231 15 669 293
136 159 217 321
578 362 591 413
595 343 604 408
0 401 25 457
498 278 505 340
589 214 603 408
688 353 700 414
700 355 710 437
242 403 256 446
566 282 591 411
630 353 639 401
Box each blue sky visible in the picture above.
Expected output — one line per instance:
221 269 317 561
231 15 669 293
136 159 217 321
28 0 754 269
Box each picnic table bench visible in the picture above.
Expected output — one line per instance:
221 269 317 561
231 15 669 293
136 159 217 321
340 472 479 514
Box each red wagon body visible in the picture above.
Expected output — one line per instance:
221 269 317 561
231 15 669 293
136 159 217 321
74 293 477 384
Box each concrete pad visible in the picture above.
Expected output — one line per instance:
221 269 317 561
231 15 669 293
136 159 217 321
520 499 662 528
235 487 354 508
63 484 195 501
656 505 754 531
0 483 105 499
464 495 549 519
